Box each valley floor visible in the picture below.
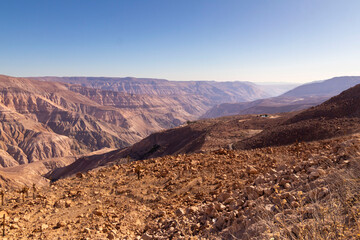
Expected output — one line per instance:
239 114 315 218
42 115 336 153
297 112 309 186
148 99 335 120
0 134 360 239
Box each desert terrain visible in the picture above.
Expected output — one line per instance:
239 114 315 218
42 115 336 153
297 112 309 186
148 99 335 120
0 78 358 239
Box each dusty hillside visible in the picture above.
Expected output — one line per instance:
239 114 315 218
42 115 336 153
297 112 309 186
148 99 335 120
0 75 210 167
47 113 293 180
234 84 360 149
31 77 272 103
1 133 359 239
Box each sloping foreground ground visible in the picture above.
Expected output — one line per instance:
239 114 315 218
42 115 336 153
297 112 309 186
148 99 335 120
0 133 359 239
47 113 291 180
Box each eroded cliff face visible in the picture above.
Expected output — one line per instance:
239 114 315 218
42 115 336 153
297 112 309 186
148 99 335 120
0 75 211 167
0 104 76 167
32 76 271 103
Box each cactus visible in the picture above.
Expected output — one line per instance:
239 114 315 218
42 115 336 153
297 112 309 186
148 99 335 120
126 155 131 164
2 213 4 237
135 165 141 180
0 191 4 206
19 186 29 202
32 184 37 199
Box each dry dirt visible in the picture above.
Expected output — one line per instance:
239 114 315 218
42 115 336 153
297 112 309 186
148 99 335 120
0 133 359 239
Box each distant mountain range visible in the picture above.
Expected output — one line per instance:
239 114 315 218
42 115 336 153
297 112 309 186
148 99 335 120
202 76 360 118
282 76 360 97
31 77 275 103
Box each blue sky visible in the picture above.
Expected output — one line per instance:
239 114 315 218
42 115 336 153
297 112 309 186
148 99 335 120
1 0 360 83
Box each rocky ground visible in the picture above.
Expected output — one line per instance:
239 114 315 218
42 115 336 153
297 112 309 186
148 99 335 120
0 133 359 239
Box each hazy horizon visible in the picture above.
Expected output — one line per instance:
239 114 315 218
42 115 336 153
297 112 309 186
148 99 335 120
1 0 360 83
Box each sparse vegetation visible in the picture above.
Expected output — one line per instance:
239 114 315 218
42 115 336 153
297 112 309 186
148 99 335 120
0 133 358 239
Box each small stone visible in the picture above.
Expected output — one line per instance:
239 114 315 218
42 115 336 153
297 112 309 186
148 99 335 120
264 188 273 196
217 192 231 202
141 233 153 240
10 224 20 229
291 201 300 208
214 202 226 211
175 208 185 216
107 232 116 240
56 221 66 228
309 170 321 180
41 224 48 231
292 225 301 237
265 204 276 213
93 210 103 216
247 166 258 174
186 206 198 214
65 200 72 208
84 227 91 234
76 172 84 178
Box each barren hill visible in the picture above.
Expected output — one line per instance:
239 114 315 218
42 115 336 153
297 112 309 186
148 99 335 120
0 75 210 167
201 76 360 119
234 83 360 149
281 76 360 97
201 96 327 119
3 133 360 239
47 113 293 180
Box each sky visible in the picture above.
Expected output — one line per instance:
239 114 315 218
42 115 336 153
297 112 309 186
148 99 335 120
1 0 360 83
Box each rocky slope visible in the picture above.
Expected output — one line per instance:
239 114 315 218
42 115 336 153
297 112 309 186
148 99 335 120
0 75 212 167
31 76 272 104
1 133 359 239
47 113 292 180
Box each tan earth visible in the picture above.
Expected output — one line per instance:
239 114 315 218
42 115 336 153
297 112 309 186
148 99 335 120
0 133 358 239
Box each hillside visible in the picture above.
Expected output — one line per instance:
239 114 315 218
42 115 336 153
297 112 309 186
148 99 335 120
201 96 327 119
2 133 359 239
47 113 293 180
282 76 360 97
49 83 360 180
0 75 210 167
201 76 360 119
234 84 360 149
